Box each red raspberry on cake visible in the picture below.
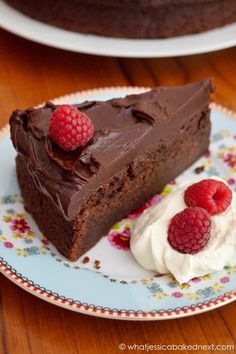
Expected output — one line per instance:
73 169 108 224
49 105 94 151
184 179 232 215
168 207 212 254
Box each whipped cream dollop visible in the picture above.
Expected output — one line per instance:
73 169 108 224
130 177 236 283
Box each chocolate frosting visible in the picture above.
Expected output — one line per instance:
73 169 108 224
10 79 214 220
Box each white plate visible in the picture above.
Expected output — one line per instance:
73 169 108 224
0 1 236 57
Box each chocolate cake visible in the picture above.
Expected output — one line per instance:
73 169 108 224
10 79 214 261
5 0 236 39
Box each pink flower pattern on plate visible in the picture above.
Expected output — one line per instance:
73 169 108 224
172 292 183 298
41 239 49 246
227 178 235 185
191 277 202 283
220 276 230 284
108 227 131 250
10 218 30 234
223 153 236 168
4 241 13 248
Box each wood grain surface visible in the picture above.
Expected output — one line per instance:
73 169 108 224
0 28 236 354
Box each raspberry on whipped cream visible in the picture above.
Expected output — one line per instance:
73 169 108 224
184 178 232 215
168 207 212 254
130 177 236 284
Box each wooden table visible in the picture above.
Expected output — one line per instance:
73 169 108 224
0 28 236 354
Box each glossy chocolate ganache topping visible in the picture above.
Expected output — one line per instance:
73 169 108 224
10 79 214 220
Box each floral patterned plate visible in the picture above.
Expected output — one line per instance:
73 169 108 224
1 87 236 320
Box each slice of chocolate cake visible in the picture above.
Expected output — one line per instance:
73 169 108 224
10 79 214 261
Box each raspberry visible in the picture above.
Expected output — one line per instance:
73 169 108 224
184 179 232 215
168 207 212 254
49 105 94 151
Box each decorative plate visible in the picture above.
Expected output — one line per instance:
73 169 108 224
0 1 236 57
1 87 236 320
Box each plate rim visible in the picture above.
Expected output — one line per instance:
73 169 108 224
1 86 236 320
1 257 236 321
0 0 236 57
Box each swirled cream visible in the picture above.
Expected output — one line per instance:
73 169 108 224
130 177 236 283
